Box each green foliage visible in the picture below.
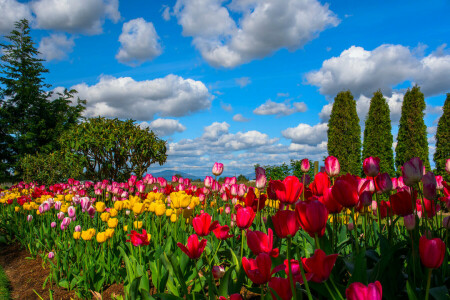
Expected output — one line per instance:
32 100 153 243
0 263 10 300
254 162 290 181
0 19 85 182
20 151 86 185
395 86 429 171
290 159 314 180
237 174 248 182
59 117 167 181
434 93 450 181
327 90 362 175
362 91 395 176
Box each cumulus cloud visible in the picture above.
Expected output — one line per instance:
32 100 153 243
220 101 233 112
254 99 307 116
0 0 32 34
233 113 251 122
306 44 450 97
38 34 75 61
31 0 120 34
288 140 328 155
235 77 251 87
173 0 339 68
282 123 328 145
61 74 211 121
141 118 186 136
116 18 162 66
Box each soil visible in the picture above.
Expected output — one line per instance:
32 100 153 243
0 243 123 300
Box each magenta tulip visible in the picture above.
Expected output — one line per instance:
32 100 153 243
363 157 380 177
325 156 340 177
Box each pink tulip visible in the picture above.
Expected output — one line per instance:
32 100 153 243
51 222 56 228
48 252 55 259
446 158 450 174
436 175 443 190
68 206 76 218
422 171 437 200
363 157 380 177
325 156 340 177
403 214 416 230
301 159 310 172
212 162 224 176
402 157 423 186
346 281 382 300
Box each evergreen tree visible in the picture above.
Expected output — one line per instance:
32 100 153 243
362 91 395 176
434 93 450 181
0 19 85 181
327 90 361 175
395 85 429 171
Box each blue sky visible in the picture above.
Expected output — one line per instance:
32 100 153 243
1 0 449 177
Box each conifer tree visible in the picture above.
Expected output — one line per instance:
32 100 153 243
362 91 395 176
327 90 361 175
434 93 450 180
395 85 429 171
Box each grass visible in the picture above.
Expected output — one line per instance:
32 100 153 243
0 263 10 300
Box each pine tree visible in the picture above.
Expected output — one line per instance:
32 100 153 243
327 90 361 175
0 19 85 181
434 93 450 181
395 85 429 171
362 91 395 176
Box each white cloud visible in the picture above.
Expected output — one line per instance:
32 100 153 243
233 113 251 122
319 103 333 123
288 140 328 155
31 0 120 34
63 74 211 121
116 18 162 66
427 126 437 135
202 122 230 140
220 101 233 112
306 44 450 97
282 123 328 145
0 0 32 34
38 34 75 61
174 0 339 68
253 99 307 116
277 92 290 98
162 6 171 21
235 77 251 87
141 118 186 136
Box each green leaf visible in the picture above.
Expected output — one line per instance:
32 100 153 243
429 286 449 300
406 281 418 300
218 266 235 296
58 280 69 289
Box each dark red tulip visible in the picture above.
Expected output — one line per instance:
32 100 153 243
417 198 440 218
331 174 359 208
310 172 330 196
402 157 423 186
242 253 284 285
126 229 150 246
267 180 278 199
192 213 219 236
271 209 299 238
346 281 382 300
373 200 393 219
177 234 207 260
272 176 303 204
319 187 342 213
295 200 328 238
419 235 445 269
390 190 414 216
375 173 393 193
325 156 340 177
268 277 292 300
244 187 266 212
301 249 338 283
246 228 279 258
213 225 234 240
283 259 314 284
363 157 380 177
236 206 255 230
422 171 437 200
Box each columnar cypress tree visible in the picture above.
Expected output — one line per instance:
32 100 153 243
395 85 430 171
434 93 450 180
362 91 395 176
327 90 361 175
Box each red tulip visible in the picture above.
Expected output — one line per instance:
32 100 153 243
212 265 225 279
325 156 340 177
346 281 382 300
419 235 446 269
268 277 292 300
126 230 150 246
310 172 330 196
301 249 338 283
402 157 423 186
390 191 414 216
363 157 380 177
417 198 440 218
374 173 393 193
246 228 279 258
373 200 393 219
219 295 243 300
331 174 359 208
192 213 219 236
301 159 310 172
236 206 256 229
242 253 284 285
244 187 266 212
422 171 437 200
177 234 207 260
295 200 328 238
283 259 314 284
319 187 342 214
213 225 234 240
271 209 299 238
272 176 303 204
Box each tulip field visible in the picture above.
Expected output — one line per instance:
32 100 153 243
0 157 449 300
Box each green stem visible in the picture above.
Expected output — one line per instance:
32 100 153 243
425 268 432 300
324 281 337 300
240 230 245 265
329 276 344 300
287 238 297 300
350 208 359 254
298 258 313 300
194 261 207 299
314 233 320 250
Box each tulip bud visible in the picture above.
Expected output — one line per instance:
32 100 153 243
255 174 267 189
435 175 443 190
54 201 62 210
325 156 340 177
51 221 56 228
204 176 213 188
48 252 55 259
238 184 246 197
301 159 310 172
212 265 225 279
402 157 424 186
419 235 446 269
212 162 224 176
57 211 65 220
67 206 76 218
347 223 354 231
363 157 380 177
375 173 393 194
403 214 416 230
75 225 82 232
230 184 238 196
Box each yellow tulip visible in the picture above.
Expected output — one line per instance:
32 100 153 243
132 203 145 215
148 202 156 212
73 232 81 240
107 218 118 228
170 191 191 208
147 234 152 241
123 225 128 231
100 212 110 222
170 214 177 223
165 208 173 217
106 228 115 238
96 202 106 213
96 232 107 243
81 229 95 241
114 201 124 211
14 206 20 212
109 208 118 217
65 194 73 201
133 221 143 229
155 203 166 216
